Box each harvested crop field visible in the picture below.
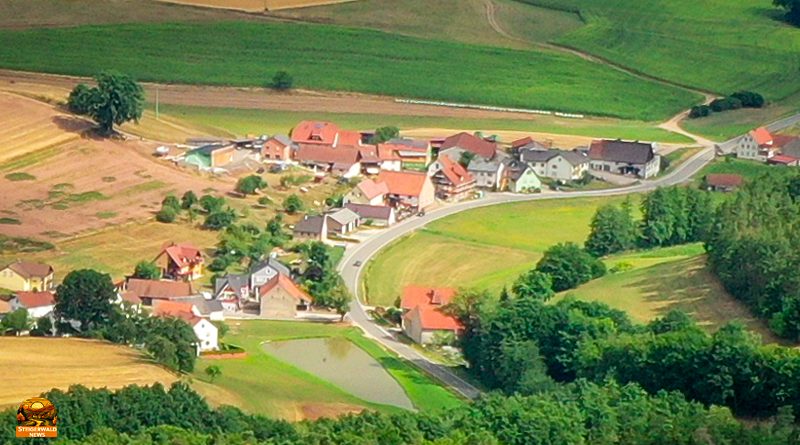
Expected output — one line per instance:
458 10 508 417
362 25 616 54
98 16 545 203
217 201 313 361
0 337 177 408
0 92 87 164
158 0 357 11
0 93 230 239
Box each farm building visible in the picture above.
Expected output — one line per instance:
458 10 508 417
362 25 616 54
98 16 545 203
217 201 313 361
118 278 195 306
345 179 388 206
0 261 54 292
588 139 660 179
344 203 396 226
380 138 432 167
704 174 744 192
183 143 236 169
400 286 462 345
258 273 313 319
376 170 435 211
438 132 498 161
327 208 361 236
358 145 402 174
293 215 328 242
261 134 296 162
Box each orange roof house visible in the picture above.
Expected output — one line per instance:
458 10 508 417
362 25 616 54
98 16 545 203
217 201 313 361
400 286 461 344
750 127 774 146
258 273 313 319
376 170 435 210
154 243 204 281
439 132 498 160
292 121 341 146
428 155 476 201
122 278 194 305
13 291 55 309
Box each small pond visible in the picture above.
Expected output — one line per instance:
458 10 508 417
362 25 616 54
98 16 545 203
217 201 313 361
263 337 414 410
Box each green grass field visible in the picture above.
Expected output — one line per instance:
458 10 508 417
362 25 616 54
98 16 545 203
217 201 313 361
193 320 462 418
364 196 635 306
696 156 793 185
681 92 800 140
160 104 693 143
559 244 778 342
0 21 699 120
520 0 800 101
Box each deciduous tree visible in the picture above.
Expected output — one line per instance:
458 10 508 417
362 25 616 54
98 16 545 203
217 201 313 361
55 269 116 332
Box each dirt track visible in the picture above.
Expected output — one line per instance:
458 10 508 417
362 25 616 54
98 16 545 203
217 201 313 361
0 69 561 121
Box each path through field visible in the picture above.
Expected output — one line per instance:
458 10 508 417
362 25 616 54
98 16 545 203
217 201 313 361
482 0 715 98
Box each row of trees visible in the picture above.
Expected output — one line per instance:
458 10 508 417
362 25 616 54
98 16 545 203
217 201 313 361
689 91 766 119
585 187 713 257
4 381 798 445
299 241 350 320
706 173 800 339
210 214 289 272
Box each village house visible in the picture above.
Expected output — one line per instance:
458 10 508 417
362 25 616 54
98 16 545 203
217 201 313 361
428 155 476 201
291 120 365 177
154 243 204 281
588 139 660 179
520 148 588 182
258 273 313 319
736 127 778 162
438 132 498 161
510 137 548 154
345 179 389 206
261 134 296 162
250 257 291 288
704 174 744 192
153 300 219 353
504 159 542 193
326 208 361 236
213 273 249 311
379 138 432 167
344 203 396 226
293 215 328 242
10 291 56 319
170 296 225 321
376 170 436 211
358 145 402 174
119 278 195 306
400 286 462 345
0 261 54 292
183 143 236 170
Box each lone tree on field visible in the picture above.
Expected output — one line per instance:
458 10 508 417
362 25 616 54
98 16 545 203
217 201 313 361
283 194 304 214
272 70 293 91
205 365 222 383
67 71 145 135
55 269 116 332
235 175 268 195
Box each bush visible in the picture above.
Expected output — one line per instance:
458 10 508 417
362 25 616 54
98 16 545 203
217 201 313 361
209 256 233 272
283 194 304 214
200 194 226 213
235 175 267 195
156 206 177 223
133 261 161 279
536 242 606 291
688 105 711 118
181 190 198 209
731 90 765 108
204 209 237 230
272 70 293 90
257 196 272 206
162 194 180 210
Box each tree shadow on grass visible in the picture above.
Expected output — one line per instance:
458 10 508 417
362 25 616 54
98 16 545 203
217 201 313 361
621 255 775 340
51 115 92 136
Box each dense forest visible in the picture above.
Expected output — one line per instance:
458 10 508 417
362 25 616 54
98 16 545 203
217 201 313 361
4 381 800 445
706 174 800 339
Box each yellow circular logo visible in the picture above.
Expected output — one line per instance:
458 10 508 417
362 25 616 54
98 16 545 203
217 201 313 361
17 397 57 427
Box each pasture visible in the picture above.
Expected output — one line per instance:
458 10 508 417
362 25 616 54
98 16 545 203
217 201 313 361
559 245 778 342
0 21 699 120
520 0 800 103
160 104 693 143
192 320 462 420
0 337 177 408
364 196 633 306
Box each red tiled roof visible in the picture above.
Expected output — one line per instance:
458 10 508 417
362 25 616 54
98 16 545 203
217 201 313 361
441 132 497 159
400 286 461 331
377 145 402 161
750 127 773 146
769 154 798 165
357 178 389 200
126 278 194 299
379 141 428 156
436 155 474 186
295 144 360 166
292 120 340 145
6 262 53 279
259 274 313 302
15 291 55 308
358 146 380 163
706 174 743 188
153 300 201 325
120 291 142 305
376 170 429 197
162 243 203 268
338 130 363 147
511 137 534 149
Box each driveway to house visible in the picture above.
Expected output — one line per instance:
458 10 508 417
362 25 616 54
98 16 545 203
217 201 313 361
338 144 716 400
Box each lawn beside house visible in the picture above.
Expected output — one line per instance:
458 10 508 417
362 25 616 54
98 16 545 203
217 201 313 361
192 320 463 419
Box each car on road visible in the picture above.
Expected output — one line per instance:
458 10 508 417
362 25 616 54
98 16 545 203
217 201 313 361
417 210 426 217
353 260 362 267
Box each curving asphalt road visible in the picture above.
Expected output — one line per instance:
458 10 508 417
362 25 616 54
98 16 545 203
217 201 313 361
337 145 716 400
